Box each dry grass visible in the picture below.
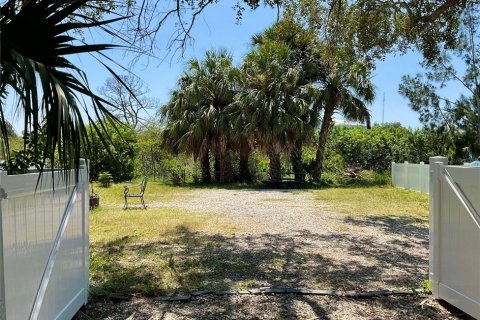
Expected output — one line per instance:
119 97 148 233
90 207 241 243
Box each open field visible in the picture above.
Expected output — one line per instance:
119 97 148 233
77 182 471 319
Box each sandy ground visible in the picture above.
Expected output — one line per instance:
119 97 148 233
76 189 473 319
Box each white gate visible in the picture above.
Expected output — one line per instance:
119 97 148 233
429 156 480 319
0 160 89 320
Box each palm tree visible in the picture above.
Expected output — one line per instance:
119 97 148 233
228 93 254 183
0 0 126 174
251 18 321 182
233 40 317 183
162 86 213 182
162 50 238 183
312 63 375 182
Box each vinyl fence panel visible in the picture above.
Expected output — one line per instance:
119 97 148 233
430 157 480 319
0 160 89 320
391 161 429 194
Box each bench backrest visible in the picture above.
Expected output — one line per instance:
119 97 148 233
140 176 148 195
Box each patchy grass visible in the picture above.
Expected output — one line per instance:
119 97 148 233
90 206 244 300
313 187 429 219
89 182 430 301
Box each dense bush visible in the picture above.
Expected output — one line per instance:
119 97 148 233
83 121 458 185
325 123 452 172
135 122 196 182
86 122 137 183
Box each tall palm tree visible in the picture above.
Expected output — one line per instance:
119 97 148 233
312 63 375 182
228 89 254 183
233 40 317 183
162 50 238 183
161 87 212 182
251 18 321 182
0 0 126 174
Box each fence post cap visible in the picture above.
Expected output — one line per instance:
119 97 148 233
429 156 448 165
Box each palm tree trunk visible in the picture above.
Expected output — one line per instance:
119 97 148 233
218 137 233 183
200 150 211 183
290 141 305 182
312 106 335 182
239 141 252 183
214 154 221 182
220 151 233 183
267 144 282 183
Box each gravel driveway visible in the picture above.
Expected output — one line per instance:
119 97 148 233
150 188 428 291
77 188 472 319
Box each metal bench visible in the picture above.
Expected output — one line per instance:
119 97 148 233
124 176 148 209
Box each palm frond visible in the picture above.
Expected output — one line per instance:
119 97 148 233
0 0 127 178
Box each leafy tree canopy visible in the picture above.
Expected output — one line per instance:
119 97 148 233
17 0 468 59
399 3 480 156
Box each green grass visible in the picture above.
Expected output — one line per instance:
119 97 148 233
90 206 244 299
313 186 429 218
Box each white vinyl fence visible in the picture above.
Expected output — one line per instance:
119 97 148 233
429 156 480 319
0 160 89 320
391 161 430 194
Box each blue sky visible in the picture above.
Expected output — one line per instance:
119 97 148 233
7 2 470 132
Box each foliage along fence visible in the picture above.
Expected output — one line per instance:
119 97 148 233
429 156 480 319
391 161 430 194
0 160 89 319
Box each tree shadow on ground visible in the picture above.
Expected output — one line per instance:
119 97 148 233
344 214 428 242
90 216 429 299
83 215 475 319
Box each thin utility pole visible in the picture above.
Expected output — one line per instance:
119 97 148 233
382 92 385 124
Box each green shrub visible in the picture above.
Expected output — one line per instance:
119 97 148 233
320 171 343 186
98 172 113 188
364 171 391 185
326 123 451 172
85 122 137 183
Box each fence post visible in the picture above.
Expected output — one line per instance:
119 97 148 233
419 162 425 193
404 161 409 189
429 156 448 296
80 159 89 305
391 162 395 186
0 170 7 320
